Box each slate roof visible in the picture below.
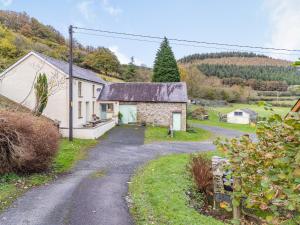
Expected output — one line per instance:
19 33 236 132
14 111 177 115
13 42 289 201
98 82 188 103
240 108 258 117
33 51 106 84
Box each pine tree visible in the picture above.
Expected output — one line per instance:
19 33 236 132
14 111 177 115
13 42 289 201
124 56 137 81
152 37 180 82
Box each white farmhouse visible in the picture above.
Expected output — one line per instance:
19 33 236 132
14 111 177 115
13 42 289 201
0 51 188 139
226 108 257 124
0 51 116 139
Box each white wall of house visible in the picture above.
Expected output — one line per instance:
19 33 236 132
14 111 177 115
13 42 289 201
0 53 106 134
0 54 69 127
227 110 250 124
68 79 103 128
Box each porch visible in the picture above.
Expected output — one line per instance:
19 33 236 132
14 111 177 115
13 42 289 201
59 119 116 139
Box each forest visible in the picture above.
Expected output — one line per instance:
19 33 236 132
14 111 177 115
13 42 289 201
198 64 300 85
178 52 268 63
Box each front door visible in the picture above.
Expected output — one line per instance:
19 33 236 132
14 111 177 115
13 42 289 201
172 112 181 131
119 105 137 124
101 104 107 120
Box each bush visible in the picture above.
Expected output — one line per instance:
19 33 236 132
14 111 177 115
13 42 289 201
0 111 59 174
190 107 208 120
188 154 213 198
215 113 300 223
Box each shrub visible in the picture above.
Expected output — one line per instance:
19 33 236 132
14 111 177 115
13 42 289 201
215 113 300 223
188 154 213 198
0 111 59 174
190 107 208 120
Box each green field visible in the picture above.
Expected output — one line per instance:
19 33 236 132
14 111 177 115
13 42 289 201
129 153 224 225
189 103 292 133
209 103 291 118
0 138 97 212
144 126 212 143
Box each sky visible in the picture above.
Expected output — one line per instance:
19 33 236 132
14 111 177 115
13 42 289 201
0 0 300 67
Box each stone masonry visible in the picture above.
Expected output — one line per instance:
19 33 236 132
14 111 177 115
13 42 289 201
135 102 187 131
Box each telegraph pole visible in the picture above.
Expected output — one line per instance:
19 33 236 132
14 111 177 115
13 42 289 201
68 25 73 141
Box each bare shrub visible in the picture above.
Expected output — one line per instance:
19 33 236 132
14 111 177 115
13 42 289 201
0 111 59 174
191 107 208 120
189 154 213 197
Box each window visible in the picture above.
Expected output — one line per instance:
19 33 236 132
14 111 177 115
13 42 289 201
107 103 114 113
234 111 243 116
78 101 82 118
92 101 95 114
78 82 82 97
92 85 95 98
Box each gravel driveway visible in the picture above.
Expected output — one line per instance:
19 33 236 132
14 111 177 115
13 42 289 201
0 125 253 225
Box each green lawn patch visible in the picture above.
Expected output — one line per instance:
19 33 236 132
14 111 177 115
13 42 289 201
210 103 290 118
144 126 212 143
129 153 224 225
189 111 256 134
0 138 97 212
189 103 291 134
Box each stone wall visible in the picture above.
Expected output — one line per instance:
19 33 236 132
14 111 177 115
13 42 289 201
134 102 187 131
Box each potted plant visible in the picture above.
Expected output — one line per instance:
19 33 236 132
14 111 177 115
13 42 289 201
118 112 123 125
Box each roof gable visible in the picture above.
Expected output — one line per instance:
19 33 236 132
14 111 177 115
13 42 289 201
98 82 188 103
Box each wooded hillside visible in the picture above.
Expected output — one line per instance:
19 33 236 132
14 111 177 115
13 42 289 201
0 10 152 82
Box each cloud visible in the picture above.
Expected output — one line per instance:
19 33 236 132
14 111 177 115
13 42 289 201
101 0 122 16
109 45 143 65
77 0 96 21
263 0 300 60
0 0 13 7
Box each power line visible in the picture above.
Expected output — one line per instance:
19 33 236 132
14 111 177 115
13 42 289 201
73 26 300 53
74 31 300 57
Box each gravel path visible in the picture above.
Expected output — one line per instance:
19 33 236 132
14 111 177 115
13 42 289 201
0 125 252 225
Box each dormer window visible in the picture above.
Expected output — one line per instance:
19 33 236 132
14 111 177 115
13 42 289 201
78 81 82 97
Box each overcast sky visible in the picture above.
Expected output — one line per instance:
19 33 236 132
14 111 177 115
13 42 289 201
1 0 300 66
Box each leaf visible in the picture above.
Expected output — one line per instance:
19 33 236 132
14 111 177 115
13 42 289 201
293 168 300 178
266 215 273 222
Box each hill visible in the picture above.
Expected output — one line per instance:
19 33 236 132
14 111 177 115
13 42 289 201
0 10 152 83
178 52 291 66
178 52 300 90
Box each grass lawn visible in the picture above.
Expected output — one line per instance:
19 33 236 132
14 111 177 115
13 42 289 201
189 111 256 133
0 138 97 212
129 153 224 225
189 103 291 133
210 103 290 118
144 126 212 143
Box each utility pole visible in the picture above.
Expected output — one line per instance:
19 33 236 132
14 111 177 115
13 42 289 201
68 25 73 141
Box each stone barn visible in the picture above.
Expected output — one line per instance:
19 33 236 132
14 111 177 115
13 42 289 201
98 82 188 131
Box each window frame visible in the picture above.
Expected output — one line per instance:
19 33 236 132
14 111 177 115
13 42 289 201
78 81 82 97
234 111 243 116
78 101 82 118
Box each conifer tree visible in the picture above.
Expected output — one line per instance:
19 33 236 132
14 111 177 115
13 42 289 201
152 37 180 82
124 57 137 81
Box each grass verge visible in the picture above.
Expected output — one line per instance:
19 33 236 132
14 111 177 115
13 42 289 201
0 138 97 212
129 153 224 225
144 126 212 144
